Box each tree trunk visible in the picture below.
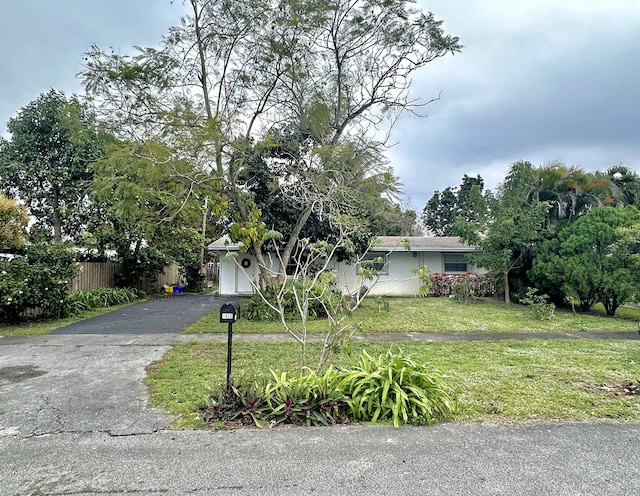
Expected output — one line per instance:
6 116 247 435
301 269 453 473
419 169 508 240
503 271 510 305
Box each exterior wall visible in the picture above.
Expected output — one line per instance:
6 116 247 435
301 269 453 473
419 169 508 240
217 249 486 297
336 251 485 297
218 253 259 296
217 252 281 296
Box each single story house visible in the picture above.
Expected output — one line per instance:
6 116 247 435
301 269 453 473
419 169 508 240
208 235 485 297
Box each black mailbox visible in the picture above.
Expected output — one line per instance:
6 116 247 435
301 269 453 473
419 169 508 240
220 302 240 323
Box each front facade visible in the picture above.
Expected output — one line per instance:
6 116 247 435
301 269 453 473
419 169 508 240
209 236 484 297
334 236 485 297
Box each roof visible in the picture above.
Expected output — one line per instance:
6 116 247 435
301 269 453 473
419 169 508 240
208 235 479 253
208 236 245 251
370 236 480 252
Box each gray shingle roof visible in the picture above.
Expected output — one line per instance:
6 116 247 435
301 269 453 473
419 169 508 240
370 236 479 252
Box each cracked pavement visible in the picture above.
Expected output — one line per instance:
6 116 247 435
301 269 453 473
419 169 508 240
0 340 173 440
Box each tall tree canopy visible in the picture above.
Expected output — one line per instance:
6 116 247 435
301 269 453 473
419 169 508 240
81 0 461 286
0 90 107 242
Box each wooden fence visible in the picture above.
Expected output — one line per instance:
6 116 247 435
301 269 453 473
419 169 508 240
70 261 184 293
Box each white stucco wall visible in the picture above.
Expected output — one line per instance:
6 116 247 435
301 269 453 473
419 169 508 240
216 248 485 297
336 251 485 297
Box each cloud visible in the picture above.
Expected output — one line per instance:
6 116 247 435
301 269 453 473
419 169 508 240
389 0 640 210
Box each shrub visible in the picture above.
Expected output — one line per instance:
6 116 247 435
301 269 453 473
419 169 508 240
337 349 456 427
203 369 348 428
431 273 494 298
62 288 139 317
244 278 346 321
202 349 456 429
410 265 434 297
0 243 79 322
520 287 555 320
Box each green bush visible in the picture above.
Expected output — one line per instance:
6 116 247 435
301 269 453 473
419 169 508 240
62 288 140 317
203 369 348 428
244 278 346 321
0 243 79 322
520 287 555 320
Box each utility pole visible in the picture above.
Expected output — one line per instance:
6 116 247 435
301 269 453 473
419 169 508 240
200 196 208 266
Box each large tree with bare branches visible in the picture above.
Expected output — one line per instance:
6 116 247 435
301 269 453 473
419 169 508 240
81 0 460 287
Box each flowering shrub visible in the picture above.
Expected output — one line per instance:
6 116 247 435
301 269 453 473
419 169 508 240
431 273 494 299
0 243 79 322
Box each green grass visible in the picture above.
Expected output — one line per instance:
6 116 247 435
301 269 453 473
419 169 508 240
145 339 640 428
0 303 137 336
185 297 640 335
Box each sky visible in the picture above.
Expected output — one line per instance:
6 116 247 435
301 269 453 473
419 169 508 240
1 1 639 212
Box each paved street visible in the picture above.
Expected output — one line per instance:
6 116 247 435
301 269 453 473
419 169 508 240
1 296 639 495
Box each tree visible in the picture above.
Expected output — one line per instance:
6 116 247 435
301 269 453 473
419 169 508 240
88 139 217 287
605 164 640 206
81 0 461 288
530 206 640 315
0 90 106 242
456 191 550 305
502 160 620 227
422 175 494 235
0 194 29 250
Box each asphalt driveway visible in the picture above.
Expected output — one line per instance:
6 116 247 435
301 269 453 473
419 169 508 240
50 293 226 334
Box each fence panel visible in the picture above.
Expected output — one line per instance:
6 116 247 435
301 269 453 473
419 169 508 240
71 261 122 293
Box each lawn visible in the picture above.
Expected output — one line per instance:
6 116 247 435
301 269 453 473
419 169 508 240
185 296 640 335
145 339 640 429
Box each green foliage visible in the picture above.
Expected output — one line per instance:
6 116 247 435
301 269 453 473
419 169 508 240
244 278 345 321
202 349 455 429
452 277 476 304
0 89 107 241
337 349 456 427
62 287 139 317
410 265 433 297
374 295 390 313
422 175 494 235
531 206 640 315
519 287 555 320
0 243 79 322
0 194 29 250
203 369 348 428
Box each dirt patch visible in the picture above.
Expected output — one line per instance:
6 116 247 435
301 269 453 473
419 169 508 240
594 380 640 398
0 365 47 386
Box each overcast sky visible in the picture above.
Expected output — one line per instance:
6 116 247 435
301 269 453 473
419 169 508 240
2 1 639 212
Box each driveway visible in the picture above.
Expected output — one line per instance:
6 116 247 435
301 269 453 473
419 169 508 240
50 293 226 334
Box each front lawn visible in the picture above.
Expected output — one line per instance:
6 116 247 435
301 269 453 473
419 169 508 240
145 339 640 429
185 297 640 335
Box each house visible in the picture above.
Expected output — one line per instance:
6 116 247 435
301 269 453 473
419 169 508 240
208 235 485 297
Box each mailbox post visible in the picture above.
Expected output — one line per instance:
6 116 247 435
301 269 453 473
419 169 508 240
220 302 240 391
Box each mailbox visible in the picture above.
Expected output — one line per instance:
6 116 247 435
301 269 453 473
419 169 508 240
220 302 240 323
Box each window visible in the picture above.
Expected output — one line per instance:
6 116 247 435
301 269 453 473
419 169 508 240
360 254 388 275
443 253 467 272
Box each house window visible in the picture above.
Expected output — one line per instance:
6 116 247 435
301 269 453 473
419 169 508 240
443 253 467 272
360 254 389 275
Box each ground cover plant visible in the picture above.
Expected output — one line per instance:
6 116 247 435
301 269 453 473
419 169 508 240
201 348 456 428
185 297 640 335
144 339 640 429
